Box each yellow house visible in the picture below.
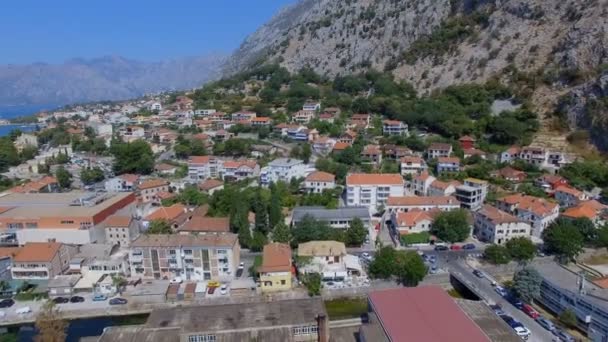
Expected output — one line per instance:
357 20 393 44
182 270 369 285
259 243 292 293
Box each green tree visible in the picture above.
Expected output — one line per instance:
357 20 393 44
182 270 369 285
110 139 154 175
250 231 268 252
543 219 584 262
484 245 512 265
80 167 105 185
345 218 368 246
35 301 67 342
394 250 427 286
271 222 292 243
301 143 312 164
513 267 542 303
368 246 397 279
0 137 20 172
431 210 470 243
559 308 578 329
268 185 283 228
292 215 339 246
597 224 608 249
506 237 536 264
55 166 72 189
302 272 322 296
147 219 172 234
176 185 207 206
238 224 252 249
253 189 269 234
572 217 597 245
19 145 38 162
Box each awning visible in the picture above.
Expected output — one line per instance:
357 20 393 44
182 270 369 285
343 254 363 272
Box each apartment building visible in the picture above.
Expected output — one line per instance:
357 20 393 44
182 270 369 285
436 157 461 175
426 143 452 159
293 110 315 124
411 172 436 196
382 120 408 136
230 111 256 122
11 242 77 280
291 206 370 229
361 145 382 166
260 158 307 186
474 205 531 245
386 196 460 213
455 178 488 211
495 194 559 238
259 243 292 293
103 216 140 247
554 186 589 208
399 156 427 176
312 136 337 155
129 233 240 282
428 180 458 197
222 160 260 181
304 171 336 194
0 192 136 245
138 179 170 203
346 173 404 208
187 156 223 181
104 174 139 192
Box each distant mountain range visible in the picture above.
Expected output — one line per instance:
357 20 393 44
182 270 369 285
0 54 226 108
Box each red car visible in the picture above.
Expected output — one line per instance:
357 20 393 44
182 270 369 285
522 304 540 319
207 286 216 295
450 245 462 251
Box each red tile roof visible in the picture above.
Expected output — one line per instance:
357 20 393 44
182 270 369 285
145 204 187 221
306 171 335 182
387 196 459 206
104 216 132 227
179 217 230 233
332 142 351 151
437 157 460 164
346 173 404 186
199 179 224 191
259 243 292 273
459 135 476 142
138 179 169 190
13 242 62 263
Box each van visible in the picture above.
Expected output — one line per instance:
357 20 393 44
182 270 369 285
522 304 539 319
16 307 31 315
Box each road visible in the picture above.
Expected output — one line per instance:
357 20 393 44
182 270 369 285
449 260 555 342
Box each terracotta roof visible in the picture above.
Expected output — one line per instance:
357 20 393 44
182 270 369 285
505 146 521 155
306 171 336 182
495 167 526 179
400 156 424 164
13 242 62 263
498 194 558 216
332 142 351 151
395 210 434 228
251 117 271 122
199 179 224 191
428 143 452 151
138 179 169 190
414 171 433 182
383 120 403 125
145 204 187 221
346 173 404 186
132 233 238 248
437 157 460 164
223 160 258 169
562 200 607 220
430 180 453 190
477 205 520 224
387 196 459 206
0 247 21 259
156 191 175 200
10 176 58 193
298 241 346 257
188 156 212 164
459 135 475 142
179 216 230 233
104 216 132 227
259 243 292 273
555 185 584 197
463 148 486 156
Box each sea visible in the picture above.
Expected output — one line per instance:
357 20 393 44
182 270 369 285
0 104 58 137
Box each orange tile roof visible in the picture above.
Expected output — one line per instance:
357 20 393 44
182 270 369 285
428 143 452 151
478 205 520 224
562 200 607 220
13 242 62 263
10 176 58 193
430 180 452 190
459 135 475 142
400 156 424 164
437 157 460 164
120 174 140 183
188 156 212 164
347 173 404 186
498 194 558 216
223 160 258 169
251 117 271 122
145 204 187 221
306 171 336 182
387 196 459 206
179 216 230 233
333 142 351 151
395 210 434 229
259 243 292 273
555 186 584 197
199 179 224 191
138 179 169 190
362 144 382 155
383 120 403 125
156 191 176 200
0 247 21 260
104 216 132 227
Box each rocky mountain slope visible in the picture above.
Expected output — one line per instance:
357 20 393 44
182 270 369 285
226 0 608 151
0 54 226 107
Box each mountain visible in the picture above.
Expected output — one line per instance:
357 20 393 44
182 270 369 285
0 54 226 107
226 0 608 151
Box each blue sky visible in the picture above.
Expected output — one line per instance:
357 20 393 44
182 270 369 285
0 0 295 64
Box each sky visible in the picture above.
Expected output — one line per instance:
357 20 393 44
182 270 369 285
0 0 295 65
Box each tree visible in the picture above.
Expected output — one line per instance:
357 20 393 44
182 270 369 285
271 222 292 244
55 166 72 189
302 272 321 296
238 224 252 249
512 267 542 303
431 210 470 243
110 139 154 175
559 308 578 329
394 250 427 286
345 218 368 246
292 215 340 246
35 301 67 342
572 217 597 245
506 237 536 264
0 137 20 172
543 219 584 262
484 245 512 265
80 167 105 185
253 189 269 234
268 186 283 228
301 143 312 164
368 246 397 279
597 224 608 249
250 231 268 252
147 219 172 234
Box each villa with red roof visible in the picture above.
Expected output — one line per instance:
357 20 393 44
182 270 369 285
304 171 336 193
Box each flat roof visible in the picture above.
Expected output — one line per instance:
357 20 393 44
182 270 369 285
368 286 490 342
145 298 325 333
292 206 370 223
455 299 520 342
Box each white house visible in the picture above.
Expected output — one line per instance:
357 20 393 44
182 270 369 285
346 173 404 208
304 171 336 193
382 120 408 136
426 143 452 159
400 156 427 176
104 174 139 192
149 102 162 111
386 196 460 213
495 194 559 238
302 102 321 112
427 180 458 197
554 186 589 208
411 172 436 196
474 205 531 245
391 210 435 236
260 158 307 186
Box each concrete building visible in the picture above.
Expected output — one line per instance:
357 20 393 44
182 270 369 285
291 206 370 229
428 180 458 197
138 179 170 203
455 178 488 211
426 143 452 159
382 120 408 135
386 196 460 213
555 186 589 208
399 156 427 176
69 244 130 291
260 158 307 186
0 192 136 245
259 243 292 293
103 216 140 247
104 174 139 192
495 194 559 238
411 172 436 196
436 157 461 175
346 173 404 208
360 144 382 167
474 205 531 245
14 133 38 152
129 234 240 282
304 171 336 194
11 242 77 280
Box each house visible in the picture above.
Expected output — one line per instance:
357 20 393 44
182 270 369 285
436 157 461 174
302 101 321 112
103 216 140 247
222 160 260 181
47 274 82 298
0 247 20 280
474 205 531 245
495 194 559 238
463 148 487 159
148 102 162 111
178 217 230 235
535 174 568 193
260 158 307 186
400 156 427 176
9 176 59 194
286 126 310 141
318 112 335 123
291 207 370 229
293 110 315 124
562 200 608 227
298 241 358 279
304 171 336 194
187 156 223 181
491 167 526 183
194 109 216 116
332 141 351 153
361 145 382 166
346 173 405 208
455 178 488 211
338 130 357 145
11 242 77 280
411 172 436 196
259 243 292 293
250 117 272 127
349 114 372 129
554 186 589 208
154 163 178 176
14 133 38 152
384 145 412 160
198 179 224 195
231 111 256 122
105 174 139 192
68 244 130 290
458 135 476 149
500 146 521 163
312 136 336 155
391 210 435 237
138 179 170 203
129 233 240 282
519 146 547 166
428 180 459 197
386 196 460 213
144 204 189 230
426 143 452 159
119 126 145 141
382 120 408 136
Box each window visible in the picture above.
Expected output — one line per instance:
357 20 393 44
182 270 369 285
188 334 216 342
60 220 74 224
281 280 286 285
169 250 176 255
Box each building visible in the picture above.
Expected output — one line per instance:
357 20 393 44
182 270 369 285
302 101 321 112
293 110 315 124
222 160 260 181
519 146 547 166
138 179 170 203
0 192 136 245
360 144 382 166
555 186 589 208
177 216 230 235
144 204 189 229
104 174 139 192
259 243 292 293
426 143 452 159
11 242 77 280
500 146 521 163
350 113 372 129
399 156 427 176
0 247 20 280
9 176 59 194
458 135 476 149
129 233 240 282
491 167 526 183
562 200 608 227
297 241 360 279
260 158 307 186
198 179 224 195
535 174 568 193
250 117 272 127
231 111 256 121
411 172 436 196
312 136 336 155
69 244 130 290
95 298 329 342
436 157 461 174
386 196 460 213
474 205 531 245
362 287 493 342
346 173 404 208
154 163 178 176
496 194 559 238
391 210 435 237
187 156 223 181
304 171 336 193
291 206 370 229
455 178 488 211
428 180 458 197
14 133 38 152
103 216 139 247
382 120 408 136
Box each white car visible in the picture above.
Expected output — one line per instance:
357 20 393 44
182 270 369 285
16 307 31 315
219 284 228 295
170 277 183 284
513 326 531 340
238 262 244 270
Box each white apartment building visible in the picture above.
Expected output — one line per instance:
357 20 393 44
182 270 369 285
400 156 427 176
187 156 223 181
346 174 405 208
495 194 559 238
474 205 531 245
411 172 436 196
386 196 460 213
260 158 307 186
427 180 458 197
554 186 589 208
455 178 488 211
382 120 408 136
304 171 336 193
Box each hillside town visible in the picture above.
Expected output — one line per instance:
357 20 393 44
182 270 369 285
0 68 606 342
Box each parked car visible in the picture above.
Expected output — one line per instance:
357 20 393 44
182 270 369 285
93 294 108 302
238 262 244 270
70 296 85 303
489 304 505 316
220 284 228 295
109 298 128 305
361 252 373 261
513 326 531 340
236 268 244 278
16 307 31 315
169 277 183 284
507 295 524 309
429 255 437 263
207 286 216 295
495 286 508 297
450 245 462 251
473 269 484 278
536 317 556 333
52 297 69 304
434 245 448 251
555 329 575 342
430 265 438 274
463 243 476 250
0 299 14 308
522 304 540 319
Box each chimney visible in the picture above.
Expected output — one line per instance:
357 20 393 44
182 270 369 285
317 314 328 342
